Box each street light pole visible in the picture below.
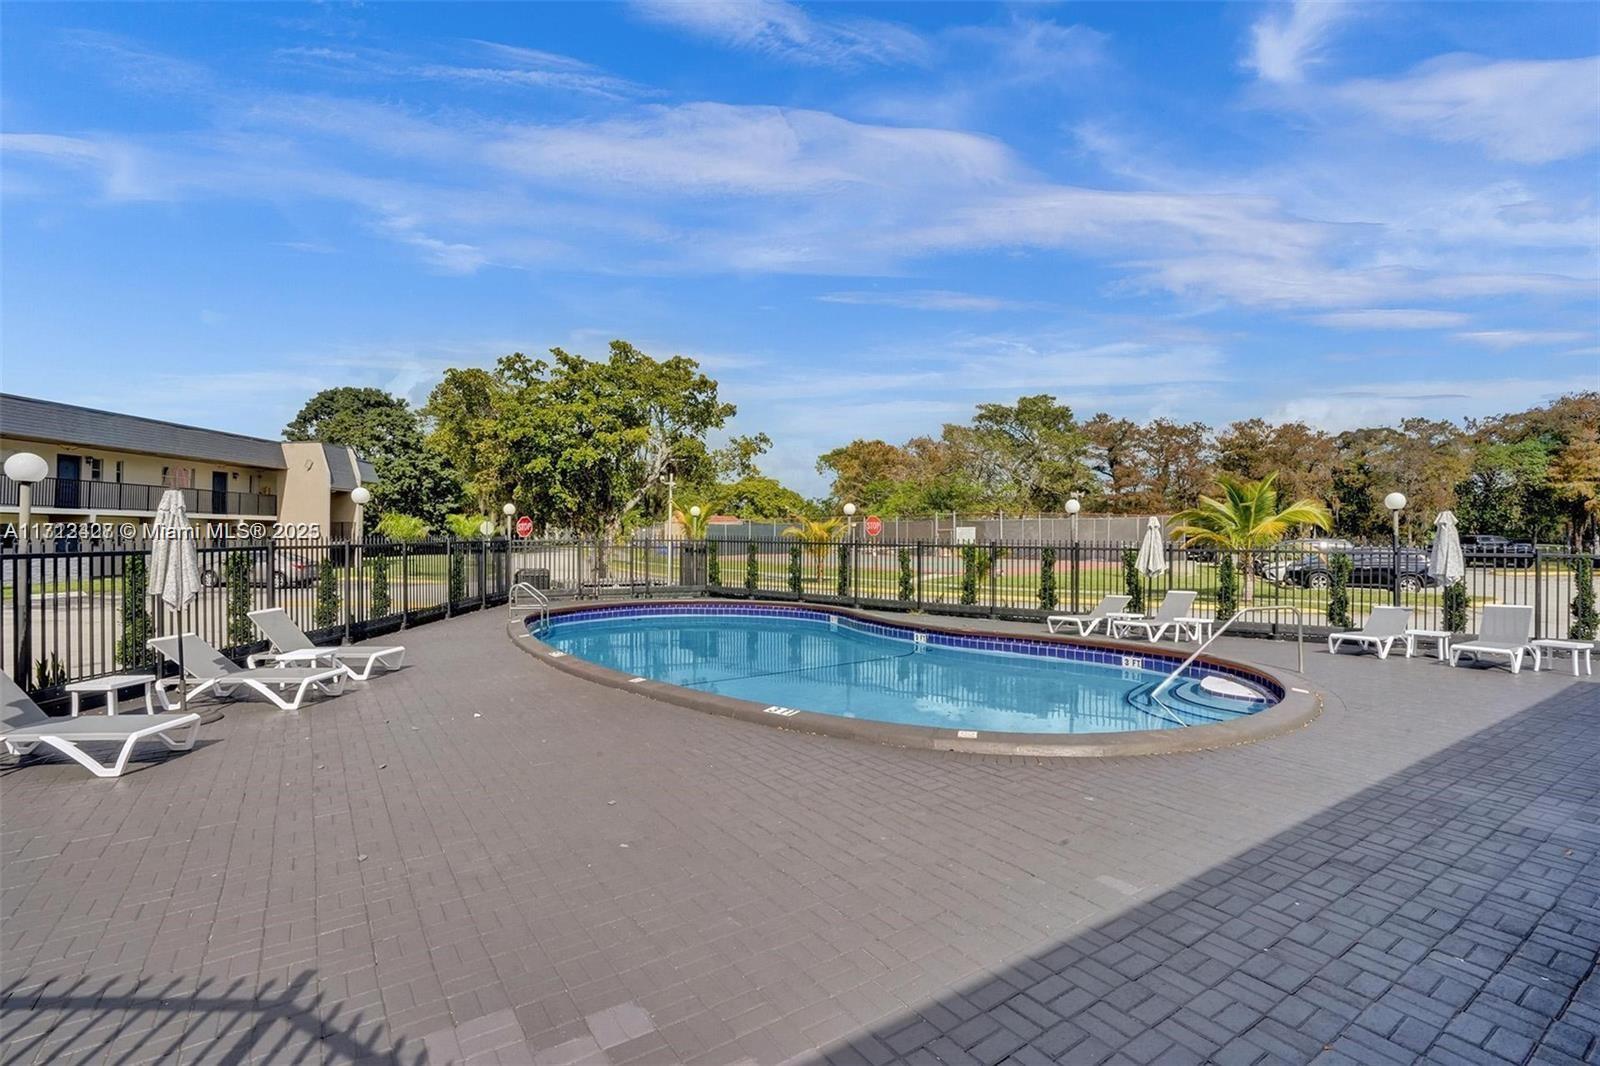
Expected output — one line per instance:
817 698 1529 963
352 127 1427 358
1066 496 1081 614
1385 491 1408 607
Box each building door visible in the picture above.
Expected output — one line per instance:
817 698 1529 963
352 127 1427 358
212 472 229 515
56 454 80 508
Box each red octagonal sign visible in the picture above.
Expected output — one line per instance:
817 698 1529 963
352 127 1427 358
864 515 883 537
515 515 534 538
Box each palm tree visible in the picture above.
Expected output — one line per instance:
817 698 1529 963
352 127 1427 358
1169 473 1332 604
674 505 709 540
375 513 430 542
781 516 844 579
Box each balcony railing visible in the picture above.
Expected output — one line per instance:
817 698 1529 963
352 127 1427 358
0 476 277 517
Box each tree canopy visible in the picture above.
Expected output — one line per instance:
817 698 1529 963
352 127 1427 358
283 386 462 525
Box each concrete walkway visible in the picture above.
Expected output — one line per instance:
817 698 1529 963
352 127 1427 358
1 607 1595 1064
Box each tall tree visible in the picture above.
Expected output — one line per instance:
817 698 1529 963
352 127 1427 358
1216 419 1337 509
816 439 908 511
284 386 462 524
957 394 1093 511
446 342 734 577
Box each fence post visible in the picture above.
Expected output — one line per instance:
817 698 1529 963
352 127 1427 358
12 554 30 686
265 539 277 610
915 541 924 612
987 541 998 618
479 537 487 611
343 540 353 645
1533 549 1544 639
852 540 860 607
400 542 410 628
1071 541 1080 615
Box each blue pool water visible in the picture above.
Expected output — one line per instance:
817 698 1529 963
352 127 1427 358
539 607 1279 734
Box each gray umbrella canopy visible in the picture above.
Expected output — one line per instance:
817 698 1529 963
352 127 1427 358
148 490 202 712
1135 516 1170 578
1430 510 1466 585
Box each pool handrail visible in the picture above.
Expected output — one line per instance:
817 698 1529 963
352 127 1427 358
510 581 550 631
1147 606 1306 724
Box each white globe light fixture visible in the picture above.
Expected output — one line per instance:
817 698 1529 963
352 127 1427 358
350 486 371 506
689 505 701 518
1383 491 1408 606
503 502 516 516
1065 497 1081 516
842 503 856 516
5 451 49 539
349 487 371 542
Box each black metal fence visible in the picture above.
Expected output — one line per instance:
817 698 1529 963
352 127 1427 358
5 535 1594 699
3 537 512 698
693 539 1593 638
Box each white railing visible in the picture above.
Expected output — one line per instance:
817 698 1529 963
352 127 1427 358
1148 606 1306 725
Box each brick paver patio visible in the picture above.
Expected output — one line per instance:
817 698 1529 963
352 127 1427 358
1 607 1595 1064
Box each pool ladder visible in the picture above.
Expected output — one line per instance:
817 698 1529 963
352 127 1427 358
1147 606 1306 727
510 582 551 633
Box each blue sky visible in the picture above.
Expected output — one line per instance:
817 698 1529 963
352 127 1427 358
3 1 1596 493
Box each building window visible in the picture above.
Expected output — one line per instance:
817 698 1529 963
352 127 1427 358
115 460 123 483
85 457 103 481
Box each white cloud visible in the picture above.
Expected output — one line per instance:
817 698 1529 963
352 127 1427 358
1454 329 1594 349
1245 1 1354 84
630 0 928 67
1309 309 1473 330
817 290 1043 312
1337 54 1600 164
1272 378 1574 432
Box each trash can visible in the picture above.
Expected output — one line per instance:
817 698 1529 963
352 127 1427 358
514 568 551 590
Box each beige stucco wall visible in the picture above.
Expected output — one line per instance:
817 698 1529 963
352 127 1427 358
277 441 332 534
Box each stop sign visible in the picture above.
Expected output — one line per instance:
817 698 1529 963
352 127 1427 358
864 515 883 537
515 515 534 538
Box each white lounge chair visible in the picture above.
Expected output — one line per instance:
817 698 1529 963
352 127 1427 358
1450 605 1538 674
246 608 406 681
2 672 199 778
149 634 347 712
1328 606 1413 660
1110 591 1203 642
1047 595 1133 636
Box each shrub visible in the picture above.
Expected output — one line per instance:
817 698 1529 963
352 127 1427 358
225 550 253 647
746 541 759 593
376 513 429 542
31 654 68 690
370 554 391 618
898 548 914 603
1038 547 1057 611
706 542 720 587
314 558 340 629
1571 555 1598 640
1122 547 1144 613
1326 553 1352 629
788 544 803 596
1443 578 1469 633
448 549 466 605
960 546 979 605
836 542 851 597
116 555 154 668
1216 554 1239 622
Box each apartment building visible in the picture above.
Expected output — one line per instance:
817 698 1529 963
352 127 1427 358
0 394 376 540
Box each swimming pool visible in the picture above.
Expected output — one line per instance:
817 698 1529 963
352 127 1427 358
535 605 1284 736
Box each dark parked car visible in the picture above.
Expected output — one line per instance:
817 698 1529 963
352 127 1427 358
1277 547 1438 592
1458 534 1536 568
199 551 319 588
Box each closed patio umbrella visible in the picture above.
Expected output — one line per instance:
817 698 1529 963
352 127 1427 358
148 489 213 720
1135 516 1169 612
1430 510 1465 584
1135 516 1169 578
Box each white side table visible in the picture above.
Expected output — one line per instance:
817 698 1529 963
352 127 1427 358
1405 629 1453 662
64 674 159 716
1531 639 1594 677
